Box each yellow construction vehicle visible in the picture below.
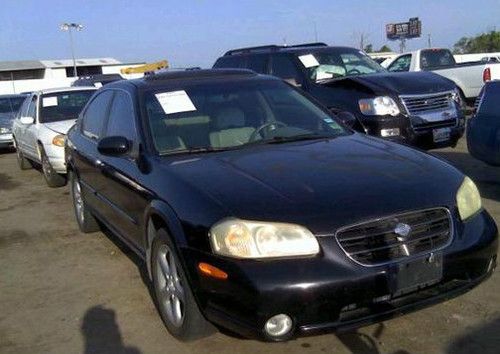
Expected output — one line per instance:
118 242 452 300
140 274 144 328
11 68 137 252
120 60 169 75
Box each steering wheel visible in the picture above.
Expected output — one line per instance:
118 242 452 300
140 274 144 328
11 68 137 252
249 122 288 142
347 68 361 75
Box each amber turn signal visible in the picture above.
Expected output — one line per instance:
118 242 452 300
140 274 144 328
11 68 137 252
198 262 228 280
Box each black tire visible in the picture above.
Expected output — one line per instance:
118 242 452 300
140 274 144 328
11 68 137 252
151 228 214 341
15 140 32 170
39 146 67 188
69 171 100 233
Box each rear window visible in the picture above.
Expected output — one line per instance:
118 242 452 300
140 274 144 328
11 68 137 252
39 90 95 123
420 49 455 70
213 56 244 69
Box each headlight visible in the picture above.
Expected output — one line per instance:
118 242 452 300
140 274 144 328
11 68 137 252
358 96 400 116
0 127 11 134
52 134 66 147
209 218 320 259
456 176 482 221
451 89 462 105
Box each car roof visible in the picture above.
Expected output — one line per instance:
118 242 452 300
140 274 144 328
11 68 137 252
0 93 28 98
34 86 98 95
221 43 359 57
116 69 267 89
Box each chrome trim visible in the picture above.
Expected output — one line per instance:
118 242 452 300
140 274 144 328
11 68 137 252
399 91 454 116
330 207 454 268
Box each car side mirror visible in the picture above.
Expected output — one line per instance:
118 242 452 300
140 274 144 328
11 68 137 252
97 136 130 157
20 116 34 125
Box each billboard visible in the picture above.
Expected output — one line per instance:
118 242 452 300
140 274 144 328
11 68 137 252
386 17 422 40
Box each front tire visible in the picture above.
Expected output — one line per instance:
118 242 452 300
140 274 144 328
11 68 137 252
70 171 100 233
151 229 214 341
40 146 67 188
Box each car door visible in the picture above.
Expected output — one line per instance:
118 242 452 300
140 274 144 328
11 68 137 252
95 89 148 248
20 94 39 159
269 54 306 87
73 90 115 216
12 96 30 148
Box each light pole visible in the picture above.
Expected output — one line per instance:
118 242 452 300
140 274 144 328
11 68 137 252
60 23 83 77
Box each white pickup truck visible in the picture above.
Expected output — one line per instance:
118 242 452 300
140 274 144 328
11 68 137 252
382 48 500 103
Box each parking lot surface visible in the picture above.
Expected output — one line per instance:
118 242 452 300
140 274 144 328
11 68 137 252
1 138 499 354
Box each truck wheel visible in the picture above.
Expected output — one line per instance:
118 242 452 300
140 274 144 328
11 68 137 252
69 171 100 233
151 228 214 341
40 147 67 188
15 140 32 170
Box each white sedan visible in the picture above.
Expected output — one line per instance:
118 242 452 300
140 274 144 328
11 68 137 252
12 87 97 187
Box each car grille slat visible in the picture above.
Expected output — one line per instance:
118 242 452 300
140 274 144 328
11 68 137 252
335 208 452 266
400 92 453 116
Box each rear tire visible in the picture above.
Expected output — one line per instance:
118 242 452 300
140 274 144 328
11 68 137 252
70 171 100 233
151 228 214 341
40 146 67 188
15 140 31 170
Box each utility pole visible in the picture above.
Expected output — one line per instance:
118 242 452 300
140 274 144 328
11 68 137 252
428 34 432 48
60 23 84 77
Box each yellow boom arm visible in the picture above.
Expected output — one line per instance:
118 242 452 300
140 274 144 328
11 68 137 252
120 60 169 74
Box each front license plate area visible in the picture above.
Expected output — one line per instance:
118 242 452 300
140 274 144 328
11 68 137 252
433 128 451 142
390 254 443 296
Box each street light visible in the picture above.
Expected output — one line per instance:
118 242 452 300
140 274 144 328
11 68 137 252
60 23 84 77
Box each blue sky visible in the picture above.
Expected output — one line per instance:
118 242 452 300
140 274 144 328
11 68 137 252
0 0 499 67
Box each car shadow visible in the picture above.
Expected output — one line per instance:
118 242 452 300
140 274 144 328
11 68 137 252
432 151 500 202
81 305 142 354
446 316 500 354
336 324 411 354
0 146 14 155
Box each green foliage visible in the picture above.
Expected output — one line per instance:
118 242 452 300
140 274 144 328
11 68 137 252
364 44 373 53
379 45 392 52
453 31 500 54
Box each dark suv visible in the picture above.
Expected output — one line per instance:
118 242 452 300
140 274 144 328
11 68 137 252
65 69 497 342
214 43 465 149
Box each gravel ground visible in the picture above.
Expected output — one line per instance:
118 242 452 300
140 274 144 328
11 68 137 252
0 138 499 354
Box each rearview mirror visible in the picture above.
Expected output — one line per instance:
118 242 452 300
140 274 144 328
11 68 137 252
20 116 34 125
97 136 130 157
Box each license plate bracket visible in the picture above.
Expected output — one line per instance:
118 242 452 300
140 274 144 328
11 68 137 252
389 253 443 296
433 128 451 143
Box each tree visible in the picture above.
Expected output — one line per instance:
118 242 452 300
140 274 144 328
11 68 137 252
453 31 500 54
364 44 373 53
379 45 392 52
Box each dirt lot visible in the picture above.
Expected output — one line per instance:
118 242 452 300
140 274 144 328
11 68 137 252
0 138 499 354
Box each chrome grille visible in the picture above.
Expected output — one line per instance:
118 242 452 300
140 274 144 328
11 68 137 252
412 119 457 131
335 208 452 266
400 92 453 115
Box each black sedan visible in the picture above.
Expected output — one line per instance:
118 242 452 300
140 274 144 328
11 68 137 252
467 80 500 166
65 69 498 342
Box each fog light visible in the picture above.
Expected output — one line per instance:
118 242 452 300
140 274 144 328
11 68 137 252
264 314 293 338
380 128 400 137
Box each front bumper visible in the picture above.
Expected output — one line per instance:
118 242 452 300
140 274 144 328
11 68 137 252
43 143 66 174
183 210 497 341
359 112 466 150
0 133 13 147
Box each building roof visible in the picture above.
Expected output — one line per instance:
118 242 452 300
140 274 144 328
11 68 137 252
0 60 46 71
0 58 143 72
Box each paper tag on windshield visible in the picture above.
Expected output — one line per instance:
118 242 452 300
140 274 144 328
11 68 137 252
42 97 58 107
155 90 196 115
94 82 103 88
298 54 319 68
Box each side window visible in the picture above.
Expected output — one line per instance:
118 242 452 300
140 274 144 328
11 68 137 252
388 55 411 72
270 55 303 84
246 55 268 74
26 96 37 119
105 91 137 142
213 56 244 69
82 90 114 140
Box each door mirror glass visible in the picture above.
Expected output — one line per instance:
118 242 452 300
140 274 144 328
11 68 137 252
97 136 130 157
20 116 34 125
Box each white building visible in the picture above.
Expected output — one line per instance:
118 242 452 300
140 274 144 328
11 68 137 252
0 58 145 94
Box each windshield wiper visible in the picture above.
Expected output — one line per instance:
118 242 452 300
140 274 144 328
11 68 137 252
160 146 229 156
247 133 335 146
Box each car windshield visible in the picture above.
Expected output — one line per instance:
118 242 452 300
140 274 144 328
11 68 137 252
420 49 455 69
143 79 348 155
39 90 95 123
0 96 26 118
297 49 387 82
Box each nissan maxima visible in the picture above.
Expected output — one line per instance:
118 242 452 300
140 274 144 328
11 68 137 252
65 69 498 341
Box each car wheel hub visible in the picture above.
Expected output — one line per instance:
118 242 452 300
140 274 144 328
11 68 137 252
73 179 84 223
156 244 185 327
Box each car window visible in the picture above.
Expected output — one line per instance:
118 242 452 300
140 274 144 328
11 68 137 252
388 55 412 72
82 90 114 140
477 83 500 116
213 56 244 69
270 55 302 83
39 90 95 123
105 91 137 142
26 96 37 119
420 49 455 69
247 55 268 73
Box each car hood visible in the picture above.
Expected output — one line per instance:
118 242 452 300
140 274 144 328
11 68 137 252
43 120 76 135
323 71 456 96
163 134 464 233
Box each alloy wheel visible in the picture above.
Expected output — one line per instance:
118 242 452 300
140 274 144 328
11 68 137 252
72 178 85 224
